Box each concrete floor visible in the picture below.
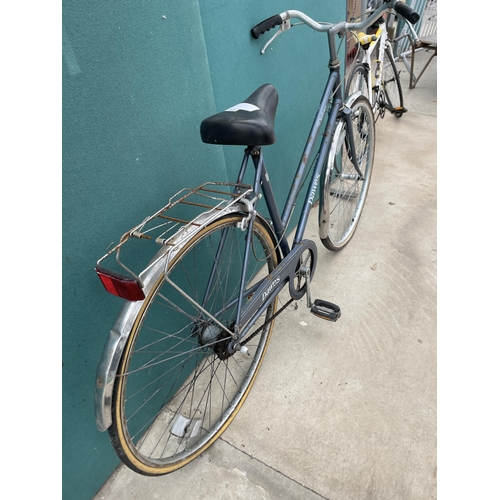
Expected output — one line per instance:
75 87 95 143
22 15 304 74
94 49 437 500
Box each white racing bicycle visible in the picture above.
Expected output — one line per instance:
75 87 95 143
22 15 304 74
345 4 419 120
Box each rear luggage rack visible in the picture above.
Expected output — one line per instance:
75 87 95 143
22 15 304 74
96 182 254 287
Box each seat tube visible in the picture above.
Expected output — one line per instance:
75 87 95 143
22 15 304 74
251 150 290 256
234 150 267 331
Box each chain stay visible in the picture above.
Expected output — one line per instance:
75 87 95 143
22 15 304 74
241 297 294 346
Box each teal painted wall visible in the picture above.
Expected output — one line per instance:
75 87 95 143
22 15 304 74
62 1 345 499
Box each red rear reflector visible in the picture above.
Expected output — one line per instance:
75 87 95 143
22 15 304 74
95 266 145 301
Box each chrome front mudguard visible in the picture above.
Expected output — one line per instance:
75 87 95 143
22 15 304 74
318 91 361 240
94 203 276 432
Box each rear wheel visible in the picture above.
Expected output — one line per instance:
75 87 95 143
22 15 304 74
319 95 375 251
109 214 278 475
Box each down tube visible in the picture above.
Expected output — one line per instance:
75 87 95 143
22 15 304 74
293 85 343 244
281 70 339 230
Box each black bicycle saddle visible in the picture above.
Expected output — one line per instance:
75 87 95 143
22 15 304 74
200 84 278 146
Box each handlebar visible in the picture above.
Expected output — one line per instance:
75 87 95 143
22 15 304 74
251 0 420 40
251 14 284 39
393 1 420 25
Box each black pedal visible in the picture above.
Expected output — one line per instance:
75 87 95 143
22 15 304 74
310 299 341 322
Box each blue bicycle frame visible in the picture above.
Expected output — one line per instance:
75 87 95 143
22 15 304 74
221 32 354 343
197 0 420 346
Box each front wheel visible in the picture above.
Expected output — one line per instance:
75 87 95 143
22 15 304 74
319 95 375 251
346 62 370 104
108 214 279 475
381 47 404 117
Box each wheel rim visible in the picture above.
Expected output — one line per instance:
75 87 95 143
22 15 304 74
112 216 278 474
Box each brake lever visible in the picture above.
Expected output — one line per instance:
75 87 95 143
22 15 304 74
260 19 291 54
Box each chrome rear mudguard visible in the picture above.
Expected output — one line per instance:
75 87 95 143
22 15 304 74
94 252 166 432
94 204 275 431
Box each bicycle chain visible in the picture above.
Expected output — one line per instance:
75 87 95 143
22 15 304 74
240 297 294 346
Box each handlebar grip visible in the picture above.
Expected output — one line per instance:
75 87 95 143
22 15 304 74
394 1 420 25
251 14 283 39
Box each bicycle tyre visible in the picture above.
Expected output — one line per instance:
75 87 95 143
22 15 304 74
319 95 375 251
108 213 279 475
381 47 404 117
345 62 370 103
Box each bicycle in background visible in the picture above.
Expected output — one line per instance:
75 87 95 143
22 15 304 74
93 0 419 476
345 5 419 121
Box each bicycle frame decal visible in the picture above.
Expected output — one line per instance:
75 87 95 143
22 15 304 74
236 239 318 337
308 173 321 206
261 277 281 303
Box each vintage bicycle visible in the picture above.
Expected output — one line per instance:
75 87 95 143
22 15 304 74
94 0 419 476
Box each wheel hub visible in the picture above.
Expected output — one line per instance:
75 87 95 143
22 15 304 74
200 324 222 345
212 335 235 360
196 322 236 360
